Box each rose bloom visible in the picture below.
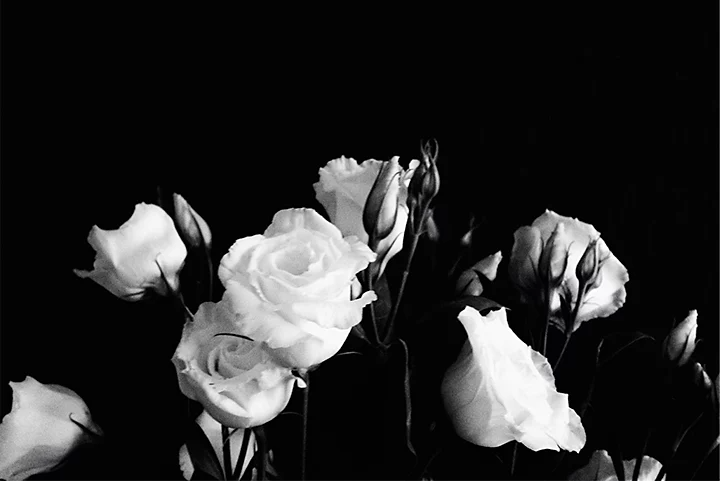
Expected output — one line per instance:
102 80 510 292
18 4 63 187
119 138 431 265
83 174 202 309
0 376 103 480
74 203 187 301
569 450 665 481
508 210 629 331
173 301 297 429
314 155 418 277
441 306 586 452
218 208 377 369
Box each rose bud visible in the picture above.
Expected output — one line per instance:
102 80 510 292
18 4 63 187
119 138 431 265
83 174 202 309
662 310 699 367
691 362 712 393
455 252 503 297
576 237 601 288
408 140 440 210
538 222 569 289
314 156 418 279
173 193 212 250
363 157 403 247
456 269 483 297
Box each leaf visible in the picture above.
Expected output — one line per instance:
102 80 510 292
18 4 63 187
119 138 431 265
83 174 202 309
597 332 656 369
184 419 225 481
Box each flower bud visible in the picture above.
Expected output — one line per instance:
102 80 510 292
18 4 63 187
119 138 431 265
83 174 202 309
408 140 441 214
692 362 712 393
455 252 503 297
456 269 483 297
363 157 402 246
173 193 212 250
662 310 699 367
576 237 601 288
538 223 568 288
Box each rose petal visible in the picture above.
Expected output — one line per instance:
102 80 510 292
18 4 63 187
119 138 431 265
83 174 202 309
264 208 343 241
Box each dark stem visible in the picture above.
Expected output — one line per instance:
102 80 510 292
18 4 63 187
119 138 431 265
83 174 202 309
365 271 383 348
222 425 233 481
510 442 519 477
690 435 719 480
539 284 551 356
383 205 428 344
654 410 705 481
552 332 572 371
255 426 267 481
232 428 254 480
301 371 310 481
633 427 652 481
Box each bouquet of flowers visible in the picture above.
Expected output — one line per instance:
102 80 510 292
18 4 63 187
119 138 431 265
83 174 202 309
0 141 717 481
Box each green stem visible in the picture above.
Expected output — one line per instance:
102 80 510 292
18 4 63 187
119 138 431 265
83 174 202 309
383 205 428 344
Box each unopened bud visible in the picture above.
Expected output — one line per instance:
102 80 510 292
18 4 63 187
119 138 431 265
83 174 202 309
474 251 503 281
425 210 440 242
173 193 212 250
408 140 441 209
538 223 568 288
363 157 402 246
455 252 503 297
576 237 601 288
456 269 483 297
692 362 712 392
662 310 699 366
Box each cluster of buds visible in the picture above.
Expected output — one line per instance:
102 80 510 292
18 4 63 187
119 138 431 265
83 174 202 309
661 310 699 367
362 158 403 252
407 139 441 234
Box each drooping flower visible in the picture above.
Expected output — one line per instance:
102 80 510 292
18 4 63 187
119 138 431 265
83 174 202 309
0 376 103 480
441 306 586 452
74 203 187 301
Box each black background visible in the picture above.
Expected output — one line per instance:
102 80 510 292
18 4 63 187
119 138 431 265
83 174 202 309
1 4 718 480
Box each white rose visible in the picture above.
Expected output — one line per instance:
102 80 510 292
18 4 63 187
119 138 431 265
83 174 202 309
74 203 187 301
0 376 103 480
314 155 418 277
178 410 256 480
441 306 586 452
218 208 377 369
508 210 629 331
568 450 665 481
173 301 297 428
